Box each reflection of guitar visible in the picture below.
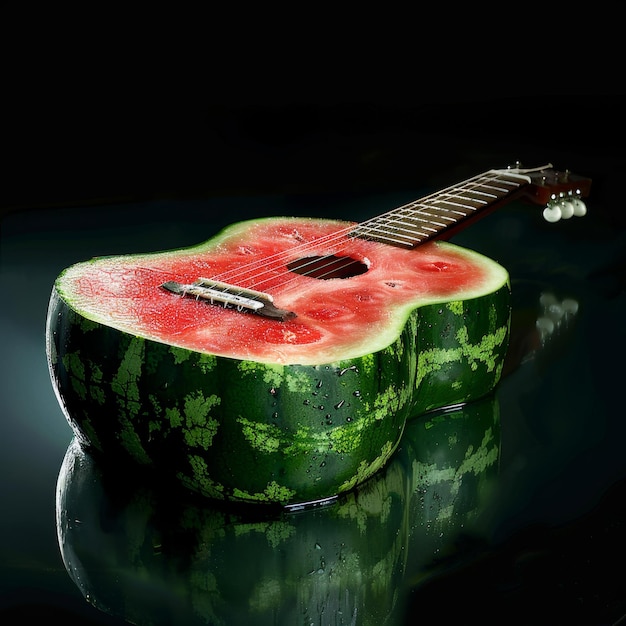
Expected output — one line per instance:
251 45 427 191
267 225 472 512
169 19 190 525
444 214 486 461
503 286 579 377
56 394 500 626
47 165 591 506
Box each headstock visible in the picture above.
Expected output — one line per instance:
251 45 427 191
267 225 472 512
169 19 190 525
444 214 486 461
513 164 592 223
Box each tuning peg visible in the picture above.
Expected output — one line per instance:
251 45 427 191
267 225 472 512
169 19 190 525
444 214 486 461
543 201 562 222
571 197 587 217
536 315 555 339
561 298 579 315
559 200 575 219
543 193 588 222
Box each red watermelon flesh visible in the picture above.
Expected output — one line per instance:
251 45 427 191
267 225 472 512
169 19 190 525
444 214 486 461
54 216 507 365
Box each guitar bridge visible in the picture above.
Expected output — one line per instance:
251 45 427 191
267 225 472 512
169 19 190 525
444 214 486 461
161 278 296 321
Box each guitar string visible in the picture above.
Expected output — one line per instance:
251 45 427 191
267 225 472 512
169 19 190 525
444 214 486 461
148 170 525 303
275 172 522 291
169 170 521 299
196 170 524 298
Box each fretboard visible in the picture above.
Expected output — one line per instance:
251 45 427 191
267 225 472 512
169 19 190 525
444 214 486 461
349 170 531 248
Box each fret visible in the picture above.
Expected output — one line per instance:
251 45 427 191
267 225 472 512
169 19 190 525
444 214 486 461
362 228 420 248
388 218 436 236
409 214 451 228
462 189 498 200
433 200 480 213
366 219 426 246
386 210 445 229
423 203 473 218
478 183 511 194
350 170 530 248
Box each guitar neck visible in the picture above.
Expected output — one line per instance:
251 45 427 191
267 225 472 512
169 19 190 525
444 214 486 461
350 169 536 249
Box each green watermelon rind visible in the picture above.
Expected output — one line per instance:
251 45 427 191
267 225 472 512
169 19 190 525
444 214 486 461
47 278 509 506
55 394 500 624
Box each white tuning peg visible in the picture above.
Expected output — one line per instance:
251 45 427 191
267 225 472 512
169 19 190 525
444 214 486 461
539 292 558 308
536 316 555 338
559 200 575 219
561 298 579 315
543 202 562 222
571 197 587 217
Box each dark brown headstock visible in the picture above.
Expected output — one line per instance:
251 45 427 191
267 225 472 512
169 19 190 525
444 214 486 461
518 164 592 223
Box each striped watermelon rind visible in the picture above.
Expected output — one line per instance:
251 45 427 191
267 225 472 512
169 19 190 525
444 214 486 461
47 288 508 506
47 218 510 505
55 394 500 624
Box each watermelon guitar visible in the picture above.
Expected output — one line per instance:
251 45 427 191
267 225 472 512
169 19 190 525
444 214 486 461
46 164 591 506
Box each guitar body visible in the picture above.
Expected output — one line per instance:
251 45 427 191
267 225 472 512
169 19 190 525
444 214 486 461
47 215 510 506
47 166 591 505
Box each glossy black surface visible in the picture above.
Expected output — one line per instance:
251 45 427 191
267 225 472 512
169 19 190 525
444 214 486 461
2 95 626 624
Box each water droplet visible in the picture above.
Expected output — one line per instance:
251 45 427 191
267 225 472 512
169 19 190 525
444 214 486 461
315 542 322 550
303 399 311 406
353 390 361 397
316 380 323 389
272 412 278 419
269 387 277 396
334 400 345 409
346 416 353 422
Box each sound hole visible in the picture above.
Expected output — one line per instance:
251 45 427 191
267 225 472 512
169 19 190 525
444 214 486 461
287 255 368 280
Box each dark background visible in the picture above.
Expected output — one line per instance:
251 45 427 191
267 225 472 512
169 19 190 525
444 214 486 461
2 11 626 624
3 89 625 223
2 6 625 225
